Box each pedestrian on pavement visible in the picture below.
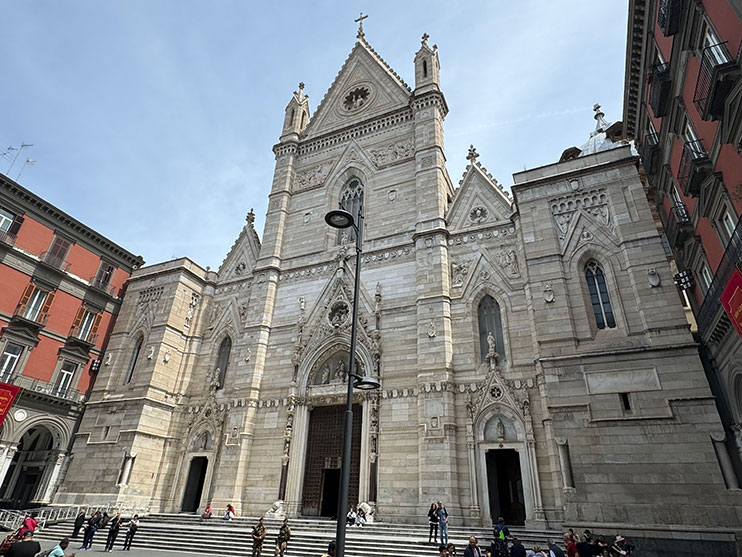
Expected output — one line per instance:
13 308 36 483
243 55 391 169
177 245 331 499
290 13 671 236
6 530 40 557
320 540 336 557
463 536 483 557
72 511 86 538
547 539 565 557
436 502 449 545
121 515 139 551
428 502 439 543
80 511 101 550
49 537 76 557
510 537 526 557
17 512 38 540
563 534 577 557
104 512 122 552
251 518 267 557
274 518 290 557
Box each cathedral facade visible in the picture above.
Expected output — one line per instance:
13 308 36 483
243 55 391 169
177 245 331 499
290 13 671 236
56 31 741 547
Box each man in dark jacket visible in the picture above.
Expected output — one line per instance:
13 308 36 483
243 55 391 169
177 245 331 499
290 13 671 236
6 531 40 557
463 536 483 557
509 537 527 557
548 539 565 557
71 511 86 538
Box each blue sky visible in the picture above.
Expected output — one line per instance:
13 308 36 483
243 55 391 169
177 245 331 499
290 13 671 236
1 1 629 269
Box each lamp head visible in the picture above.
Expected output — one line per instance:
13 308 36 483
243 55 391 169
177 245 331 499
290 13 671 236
353 373 381 390
325 209 354 229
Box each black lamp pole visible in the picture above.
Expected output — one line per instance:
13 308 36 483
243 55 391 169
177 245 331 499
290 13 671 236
324 205 378 557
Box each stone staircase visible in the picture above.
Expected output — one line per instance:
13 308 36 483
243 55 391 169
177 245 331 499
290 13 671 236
36 513 563 557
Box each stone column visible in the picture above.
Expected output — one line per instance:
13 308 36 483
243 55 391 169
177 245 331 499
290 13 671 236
555 437 574 489
40 452 67 502
712 433 740 489
0 444 18 489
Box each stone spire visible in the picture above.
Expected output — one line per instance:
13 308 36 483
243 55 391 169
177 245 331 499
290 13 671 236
414 32 440 92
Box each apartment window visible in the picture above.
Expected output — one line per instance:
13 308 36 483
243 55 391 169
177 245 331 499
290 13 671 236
71 306 101 343
0 208 15 232
585 260 617 329
0 343 24 382
44 235 72 268
702 24 731 65
19 284 54 322
55 361 77 397
717 206 738 246
95 261 115 287
681 117 700 144
699 262 714 293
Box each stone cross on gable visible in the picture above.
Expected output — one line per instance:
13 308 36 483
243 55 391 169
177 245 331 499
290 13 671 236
421 32 430 44
466 144 479 163
355 12 368 39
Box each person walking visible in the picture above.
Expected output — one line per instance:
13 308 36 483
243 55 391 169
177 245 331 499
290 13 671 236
436 502 449 545
510 537 527 557
6 531 40 557
428 503 439 543
121 515 139 551
547 539 565 557
463 536 483 557
49 537 76 557
72 511 86 539
274 519 290 557
104 512 122 552
80 512 101 550
17 512 38 540
251 518 267 557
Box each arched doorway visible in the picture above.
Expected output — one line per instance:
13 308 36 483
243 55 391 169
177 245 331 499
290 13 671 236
1 426 54 507
181 457 208 513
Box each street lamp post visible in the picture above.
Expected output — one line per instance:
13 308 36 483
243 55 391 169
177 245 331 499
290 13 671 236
325 205 380 557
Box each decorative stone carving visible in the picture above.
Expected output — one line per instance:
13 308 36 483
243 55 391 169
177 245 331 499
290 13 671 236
495 248 520 277
104 353 113 366
342 86 371 111
543 282 555 303
136 285 164 318
162 349 171 364
466 145 479 162
469 206 488 224
239 303 248 326
296 164 330 190
208 367 221 392
184 292 200 329
388 189 397 201
370 139 414 167
551 189 610 241
648 268 661 288
451 261 470 287
328 301 350 328
428 320 436 338
209 302 223 328
374 283 382 318
147 346 155 360
265 500 286 520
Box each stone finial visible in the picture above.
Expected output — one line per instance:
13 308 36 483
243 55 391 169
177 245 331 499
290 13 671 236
466 145 479 163
355 12 368 39
246 208 255 226
421 32 430 45
299 82 305 91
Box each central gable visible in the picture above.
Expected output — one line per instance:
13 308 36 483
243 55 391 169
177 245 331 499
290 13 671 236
302 40 412 140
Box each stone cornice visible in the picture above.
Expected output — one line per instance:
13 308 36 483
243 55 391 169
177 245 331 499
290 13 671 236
622 0 648 140
447 223 517 247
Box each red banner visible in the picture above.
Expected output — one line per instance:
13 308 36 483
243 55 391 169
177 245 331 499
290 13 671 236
721 267 742 340
0 383 21 428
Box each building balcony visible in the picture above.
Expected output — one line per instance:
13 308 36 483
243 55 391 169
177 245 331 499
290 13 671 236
89 276 117 297
649 63 671 117
68 325 98 349
665 202 693 250
9 374 86 404
39 251 71 272
693 42 740 121
10 306 49 331
0 229 17 247
677 139 711 197
640 131 661 175
658 0 682 36
697 216 742 335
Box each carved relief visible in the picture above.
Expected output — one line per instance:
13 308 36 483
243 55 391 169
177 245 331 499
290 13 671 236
184 292 200 329
469 206 489 224
451 261 470 287
370 139 414 167
328 300 350 328
494 248 520 277
551 189 610 242
136 286 164 318
295 163 330 190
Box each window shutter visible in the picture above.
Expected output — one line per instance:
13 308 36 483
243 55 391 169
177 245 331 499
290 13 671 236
17 283 35 313
90 313 102 337
71 306 85 331
39 291 55 321
8 215 24 235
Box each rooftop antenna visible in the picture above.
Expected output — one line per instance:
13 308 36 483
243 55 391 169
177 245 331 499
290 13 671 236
6 143 33 175
16 158 35 181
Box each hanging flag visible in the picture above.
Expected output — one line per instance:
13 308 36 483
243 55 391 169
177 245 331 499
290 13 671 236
721 267 742 339
0 383 21 427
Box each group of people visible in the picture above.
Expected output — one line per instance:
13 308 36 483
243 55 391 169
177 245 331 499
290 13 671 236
345 506 367 527
434 519 634 557
250 517 291 557
427 501 450 544
200 503 236 521
6 532 76 557
71 510 140 551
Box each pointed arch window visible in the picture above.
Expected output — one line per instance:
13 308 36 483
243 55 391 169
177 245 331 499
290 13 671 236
124 337 143 385
477 295 505 362
585 261 616 329
215 336 232 389
337 179 364 243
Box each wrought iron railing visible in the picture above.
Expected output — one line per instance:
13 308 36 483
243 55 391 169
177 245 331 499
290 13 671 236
9 375 86 404
12 305 49 326
693 41 736 120
665 201 692 248
640 131 660 174
697 216 742 334
40 251 71 272
658 0 682 36
89 276 117 296
649 63 672 117
0 502 151 531
0 230 16 246
677 138 709 196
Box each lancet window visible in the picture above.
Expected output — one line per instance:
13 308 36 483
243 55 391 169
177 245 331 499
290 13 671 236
585 260 616 329
337 179 364 243
477 295 505 362
215 336 232 389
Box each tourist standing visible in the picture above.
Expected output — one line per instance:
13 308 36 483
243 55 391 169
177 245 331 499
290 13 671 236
436 502 449 545
274 519 290 557
563 534 577 557
463 536 483 557
251 518 266 557
122 515 139 551
49 537 76 557
547 539 565 557
509 537 526 557
72 511 86 538
104 512 122 552
428 503 439 543
80 511 101 550
6 531 40 557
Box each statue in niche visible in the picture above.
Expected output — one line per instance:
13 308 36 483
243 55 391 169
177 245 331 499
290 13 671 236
487 331 496 356
319 363 331 384
333 359 346 382
496 419 505 442
208 367 221 392
329 302 349 327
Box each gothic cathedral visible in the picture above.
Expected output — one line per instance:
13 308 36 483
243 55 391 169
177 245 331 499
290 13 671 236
56 30 740 538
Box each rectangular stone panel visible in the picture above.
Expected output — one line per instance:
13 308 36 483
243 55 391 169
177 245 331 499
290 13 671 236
584 367 661 394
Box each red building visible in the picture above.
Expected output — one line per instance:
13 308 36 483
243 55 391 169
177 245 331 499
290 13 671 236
623 0 742 480
0 172 143 507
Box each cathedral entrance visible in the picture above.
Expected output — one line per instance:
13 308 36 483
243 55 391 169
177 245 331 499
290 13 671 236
181 456 208 513
301 404 361 517
1 426 54 508
485 449 526 525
